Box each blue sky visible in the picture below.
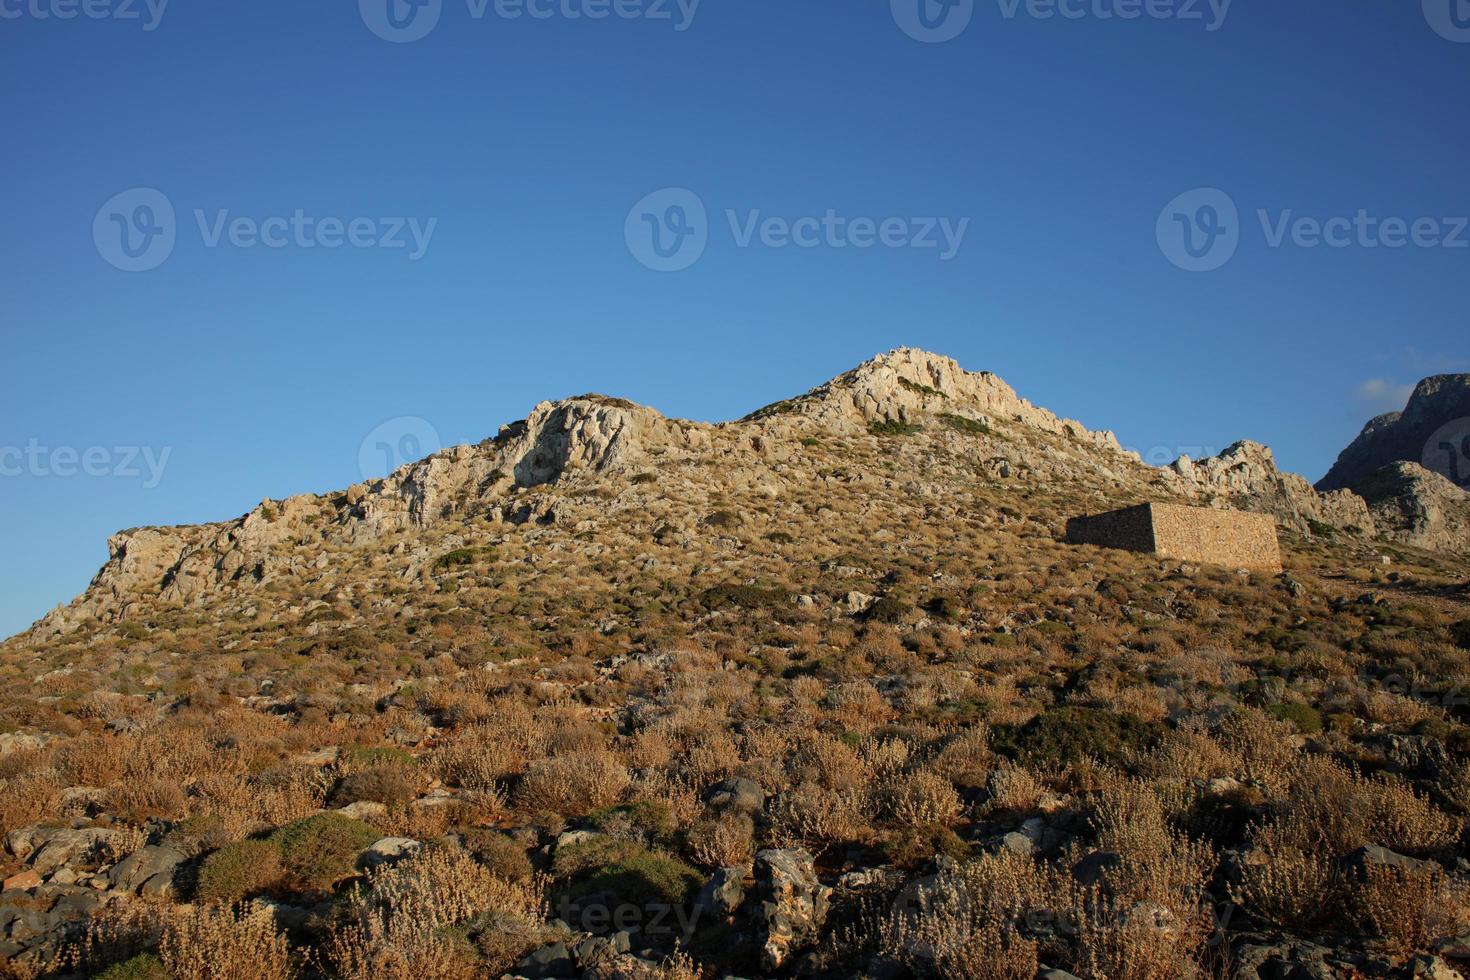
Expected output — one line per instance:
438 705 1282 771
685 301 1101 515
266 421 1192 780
1 0 1467 638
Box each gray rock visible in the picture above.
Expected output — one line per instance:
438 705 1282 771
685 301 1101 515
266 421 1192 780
1072 850 1123 887
694 865 749 919
1339 844 1439 877
360 837 421 868
753 848 831 973
704 777 765 815
515 941 575 979
108 843 186 897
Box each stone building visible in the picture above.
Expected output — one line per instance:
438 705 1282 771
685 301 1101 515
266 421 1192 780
1066 503 1282 573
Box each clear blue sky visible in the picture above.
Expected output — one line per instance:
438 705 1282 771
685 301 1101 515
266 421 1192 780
2 0 1467 638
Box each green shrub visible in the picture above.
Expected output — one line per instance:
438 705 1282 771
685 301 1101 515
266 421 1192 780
938 413 991 436
96 954 169 980
898 377 946 399
435 549 480 571
869 419 922 437
1266 701 1324 733
700 584 789 611
559 839 702 908
459 828 535 881
268 813 381 890
992 707 1165 767
863 597 911 623
195 838 283 903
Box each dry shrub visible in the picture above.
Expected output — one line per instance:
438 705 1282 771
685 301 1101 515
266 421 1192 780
826 681 894 731
515 752 629 817
0 770 60 838
768 782 874 846
53 734 129 786
1230 825 1341 929
1216 711 1297 794
687 812 754 868
1355 863 1470 955
883 772 963 827
159 902 296 980
630 770 702 830
109 777 189 823
1074 887 1208 980
983 764 1044 816
930 727 993 788
1270 758 1459 857
787 734 872 792
326 845 547 980
881 851 1054 979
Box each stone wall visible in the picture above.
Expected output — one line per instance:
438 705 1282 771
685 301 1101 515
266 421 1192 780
1066 503 1282 573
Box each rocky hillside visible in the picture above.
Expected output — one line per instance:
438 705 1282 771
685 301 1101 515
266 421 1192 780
4 349 1470 980
17 349 1404 644
1319 374 1470 493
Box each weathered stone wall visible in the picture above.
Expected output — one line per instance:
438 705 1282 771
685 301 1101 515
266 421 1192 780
1066 503 1282 573
1064 505 1156 553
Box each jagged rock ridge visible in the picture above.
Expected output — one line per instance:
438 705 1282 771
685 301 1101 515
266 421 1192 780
19 348 1408 642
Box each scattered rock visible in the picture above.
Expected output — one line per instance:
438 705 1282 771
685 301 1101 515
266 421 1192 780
753 848 830 973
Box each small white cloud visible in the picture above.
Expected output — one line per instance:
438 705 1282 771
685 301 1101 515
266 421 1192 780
1353 378 1415 412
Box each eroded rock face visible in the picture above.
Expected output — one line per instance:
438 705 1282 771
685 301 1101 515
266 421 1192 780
1354 462 1470 552
1319 374 1470 493
780 347 1128 454
1165 441 1373 534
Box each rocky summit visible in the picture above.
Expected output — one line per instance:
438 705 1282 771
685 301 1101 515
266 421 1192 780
3 349 1470 980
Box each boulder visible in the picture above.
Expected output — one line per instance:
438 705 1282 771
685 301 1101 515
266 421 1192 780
108 843 187 897
693 865 748 919
361 837 421 868
753 848 830 972
703 777 765 815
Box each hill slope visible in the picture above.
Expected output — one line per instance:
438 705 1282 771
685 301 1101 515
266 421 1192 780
2 350 1469 979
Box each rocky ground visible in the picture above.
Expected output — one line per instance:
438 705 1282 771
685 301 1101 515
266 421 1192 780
2 349 1469 979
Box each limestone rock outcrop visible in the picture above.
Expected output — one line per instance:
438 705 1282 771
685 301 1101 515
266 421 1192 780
1353 462 1470 552
1165 441 1372 535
